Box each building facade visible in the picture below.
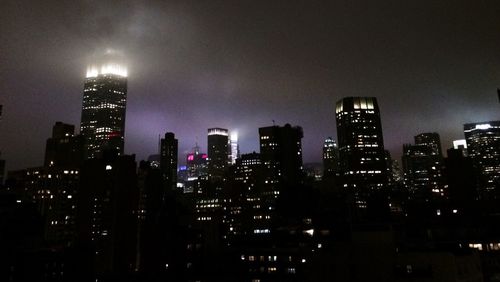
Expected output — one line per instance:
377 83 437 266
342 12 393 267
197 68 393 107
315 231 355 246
160 132 178 191
259 124 304 195
323 137 339 178
464 121 500 199
402 133 445 202
207 128 229 180
80 63 127 159
335 97 388 209
44 121 84 168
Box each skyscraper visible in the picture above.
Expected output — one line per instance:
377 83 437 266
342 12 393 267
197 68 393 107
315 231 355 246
335 97 388 208
259 124 304 191
402 132 445 202
160 132 178 191
323 137 339 178
80 59 127 159
414 132 443 157
186 144 208 180
464 121 500 199
207 128 229 180
77 154 138 279
230 132 239 164
44 121 84 168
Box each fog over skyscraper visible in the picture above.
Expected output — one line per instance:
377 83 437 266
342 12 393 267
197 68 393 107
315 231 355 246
80 52 128 159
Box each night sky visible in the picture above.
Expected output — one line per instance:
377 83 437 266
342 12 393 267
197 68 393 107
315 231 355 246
1 0 500 171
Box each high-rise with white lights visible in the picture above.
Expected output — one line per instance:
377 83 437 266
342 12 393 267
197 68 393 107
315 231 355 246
80 60 128 159
335 97 388 209
207 128 229 180
230 132 239 164
323 137 339 178
464 121 500 199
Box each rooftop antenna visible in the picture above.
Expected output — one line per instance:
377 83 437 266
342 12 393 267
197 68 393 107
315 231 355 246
272 119 275 126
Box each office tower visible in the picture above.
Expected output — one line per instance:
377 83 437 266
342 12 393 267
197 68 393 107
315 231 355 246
187 144 208 179
259 124 304 191
4 166 80 247
414 132 443 157
230 132 239 164
402 132 445 202
335 97 388 208
30 167 79 246
80 59 127 159
234 152 262 194
44 121 84 167
322 137 339 178
160 132 178 191
402 146 443 202
184 144 208 193
464 121 500 199
77 153 138 279
207 128 229 180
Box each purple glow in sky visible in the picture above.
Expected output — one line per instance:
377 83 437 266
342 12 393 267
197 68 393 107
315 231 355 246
1 0 500 171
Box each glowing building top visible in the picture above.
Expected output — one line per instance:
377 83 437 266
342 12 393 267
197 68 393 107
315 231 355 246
208 128 229 136
86 63 128 78
80 58 128 159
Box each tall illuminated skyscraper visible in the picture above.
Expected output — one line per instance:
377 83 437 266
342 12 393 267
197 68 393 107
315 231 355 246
230 132 239 164
207 128 229 180
335 97 388 208
80 59 128 159
464 121 500 199
323 137 339 178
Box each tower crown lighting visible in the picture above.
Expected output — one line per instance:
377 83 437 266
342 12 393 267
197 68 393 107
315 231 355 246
86 63 128 78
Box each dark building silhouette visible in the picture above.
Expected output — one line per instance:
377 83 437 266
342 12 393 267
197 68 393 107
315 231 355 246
323 137 339 179
207 128 229 180
160 132 178 191
402 133 445 202
76 153 138 280
444 148 478 212
44 121 84 168
259 124 304 190
80 62 128 159
257 124 304 237
335 97 388 209
464 121 500 200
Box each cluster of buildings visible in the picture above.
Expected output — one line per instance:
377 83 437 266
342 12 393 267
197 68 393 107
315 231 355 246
1 58 500 282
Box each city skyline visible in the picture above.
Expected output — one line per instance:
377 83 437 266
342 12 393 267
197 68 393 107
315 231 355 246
2 1 500 171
